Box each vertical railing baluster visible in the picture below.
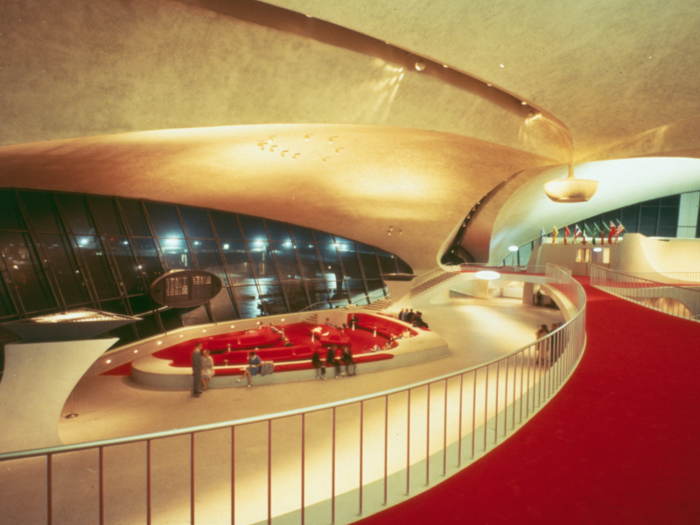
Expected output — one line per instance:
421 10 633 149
494 361 500 444
191 434 196 525
332 407 336 524
359 401 364 515
267 422 272 525
443 378 448 476
47 454 53 525
504 356 509 438
99 446 104 525
426 384 431 486
483 364 489 452
457 374 464 468
231 426 236 525
301 414 305 525
384 395 388 506
406 389 411 495
147 440 152 525
471 370 477 459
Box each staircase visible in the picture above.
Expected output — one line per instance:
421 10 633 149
361 298 392 312
409 271 460 298
303 313 319 324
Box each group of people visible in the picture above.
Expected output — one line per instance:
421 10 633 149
191 343 216 397
312 345 356 379
397 308 429 329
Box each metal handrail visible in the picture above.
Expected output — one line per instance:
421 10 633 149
0 264 582 461
299 288 388 312
0 264 587 525
590 265 700 323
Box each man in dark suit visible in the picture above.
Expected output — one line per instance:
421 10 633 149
191 343 203 397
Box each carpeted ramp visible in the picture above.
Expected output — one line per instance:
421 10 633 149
356 278 700 525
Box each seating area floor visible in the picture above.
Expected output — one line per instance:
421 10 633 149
59 291 563 446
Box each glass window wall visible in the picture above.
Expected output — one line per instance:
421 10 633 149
0 189 410 349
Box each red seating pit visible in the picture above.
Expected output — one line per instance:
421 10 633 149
350 313 418 338
108 319 408 378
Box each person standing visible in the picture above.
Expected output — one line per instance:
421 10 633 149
312 349 326 379
201 350 215 391
326 345 342 378
191 343 203 397
341 346 356 376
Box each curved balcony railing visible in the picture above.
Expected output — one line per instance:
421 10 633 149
299 289 390 312
590 265 700 322
0 264 586 525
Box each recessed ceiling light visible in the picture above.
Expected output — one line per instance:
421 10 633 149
521 101 527 105
508 246 519 252
134 350 138 353
500 64 504 68
106 359 112 364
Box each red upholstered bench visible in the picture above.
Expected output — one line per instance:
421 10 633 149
351 313 416 338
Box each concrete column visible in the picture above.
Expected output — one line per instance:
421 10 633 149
0 338 118 453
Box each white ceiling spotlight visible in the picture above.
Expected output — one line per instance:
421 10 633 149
544 164 599 203
415 59 426 71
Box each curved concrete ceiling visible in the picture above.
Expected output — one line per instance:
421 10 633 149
264 0 700 159
0 124 555 273
472 157 700 264
1 0 699 272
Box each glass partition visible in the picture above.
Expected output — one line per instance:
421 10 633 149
0 188 408 348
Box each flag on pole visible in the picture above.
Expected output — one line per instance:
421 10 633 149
552 225 558 244
608 220 617 244
583 224 593 246
602 222 610 245
615 220 625 242
539 227 546 246
574 224 582 244
592 223 600 245
564 225 571 245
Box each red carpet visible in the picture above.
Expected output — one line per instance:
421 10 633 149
357 278 700 525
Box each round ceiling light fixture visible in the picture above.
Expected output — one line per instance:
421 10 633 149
543 164 599 203
475 270 501 280
415 59 426 71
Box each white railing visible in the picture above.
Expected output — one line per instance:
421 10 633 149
0 265 586 525
300 289 389 312
590 265 700 322
459 263 547 275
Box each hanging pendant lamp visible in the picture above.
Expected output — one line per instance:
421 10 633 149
543 164 599 203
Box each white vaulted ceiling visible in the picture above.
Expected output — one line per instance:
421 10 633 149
1 0 699 270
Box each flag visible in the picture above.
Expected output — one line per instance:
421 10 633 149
574 224 582 244
539 227 546 246
615 220 625 242
602 222 610 245
592 223 600 245
583 224 593 246
552 225 558 244
564 225 570 245
608 220 617 244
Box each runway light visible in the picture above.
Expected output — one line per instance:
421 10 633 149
475 270 501 280
508 246 519 252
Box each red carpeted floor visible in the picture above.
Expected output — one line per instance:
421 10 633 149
357 278 700 525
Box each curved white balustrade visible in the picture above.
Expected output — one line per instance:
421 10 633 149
590 265 700 322
0 265 587 525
